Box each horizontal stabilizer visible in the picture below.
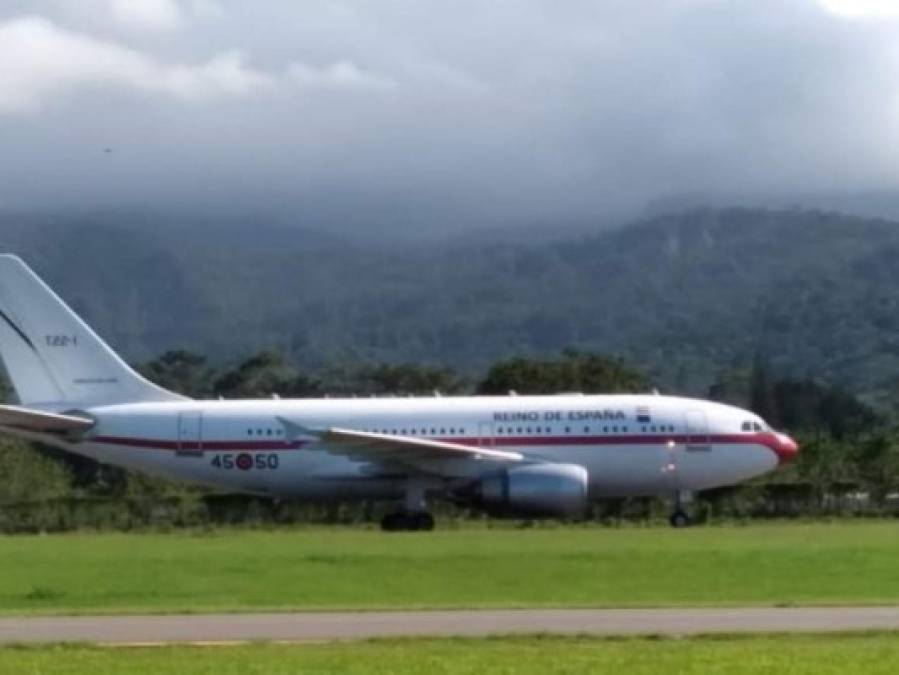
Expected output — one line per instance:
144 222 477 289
0 404 94 433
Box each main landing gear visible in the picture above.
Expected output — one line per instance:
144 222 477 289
669 490 694 528
380 511 435 532
380 480 436 532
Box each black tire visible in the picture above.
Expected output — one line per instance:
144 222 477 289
412 512 435 531
669 511 691 528
380 512 403 532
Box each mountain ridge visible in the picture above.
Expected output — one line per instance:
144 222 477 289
1 207 897 401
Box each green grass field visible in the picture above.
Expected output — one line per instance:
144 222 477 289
3 634 899 675
2 522 899 615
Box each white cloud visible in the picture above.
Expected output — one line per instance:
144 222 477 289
109 0 183 31
286 60 396 90
2 1 899 228
185 0 224 21
0 16 270 113
818 0 899 18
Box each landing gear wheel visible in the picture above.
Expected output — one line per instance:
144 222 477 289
411 511 435 531
380 511 435 532
380 512 404 532
669 510 691 528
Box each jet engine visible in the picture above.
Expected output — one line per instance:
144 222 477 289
465 463 589 517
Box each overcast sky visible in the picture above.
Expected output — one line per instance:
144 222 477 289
1 0 898 232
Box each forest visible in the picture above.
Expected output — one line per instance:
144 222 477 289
3 206 899 406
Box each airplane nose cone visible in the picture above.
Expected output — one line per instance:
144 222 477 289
773 432 799 464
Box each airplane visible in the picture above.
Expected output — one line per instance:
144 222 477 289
0 254 798 530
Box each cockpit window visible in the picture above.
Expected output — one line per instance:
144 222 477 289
752 421 764 432
741 421 752 432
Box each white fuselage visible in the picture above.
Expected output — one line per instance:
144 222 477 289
41 394 793 502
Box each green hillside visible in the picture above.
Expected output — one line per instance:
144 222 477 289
2 207 898 400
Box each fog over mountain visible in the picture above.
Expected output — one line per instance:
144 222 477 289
2 1 899 233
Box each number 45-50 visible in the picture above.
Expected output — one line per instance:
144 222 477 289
210 453 279 470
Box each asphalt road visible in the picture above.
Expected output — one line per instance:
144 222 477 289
3 607 899 644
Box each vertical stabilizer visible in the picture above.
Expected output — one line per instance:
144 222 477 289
0 254 186 407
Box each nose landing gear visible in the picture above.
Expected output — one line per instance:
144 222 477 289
669 490 694 528
669 510 691 528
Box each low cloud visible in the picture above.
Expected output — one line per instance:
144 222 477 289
286 61 396 91
1 2 899 231
0 16 269 112
108 0 183 31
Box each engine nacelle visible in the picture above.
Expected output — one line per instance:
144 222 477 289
473 463 589 517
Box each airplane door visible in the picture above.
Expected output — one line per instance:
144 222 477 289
684 410 710 451
176 411 203 456
478 422 495 448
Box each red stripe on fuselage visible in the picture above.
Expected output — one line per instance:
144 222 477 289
91 436 307 451
89 433 781 454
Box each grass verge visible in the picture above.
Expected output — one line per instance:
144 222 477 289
4 633 899 674
1 521 898 615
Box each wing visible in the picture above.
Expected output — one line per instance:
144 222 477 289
0 404 94 434
278 417 522 467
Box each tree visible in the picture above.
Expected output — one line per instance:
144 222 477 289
344 363 466 396
771 379 876 439
748 357 775 424
478 350 648 395
852 431 899 506
138 349 215 398
0 372 12 403
0 437 71 503
213 351 322 398
793 434 855 510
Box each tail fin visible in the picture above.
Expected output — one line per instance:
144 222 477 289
0 254 186 408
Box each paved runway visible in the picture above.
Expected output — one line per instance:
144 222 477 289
3 607 899 644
